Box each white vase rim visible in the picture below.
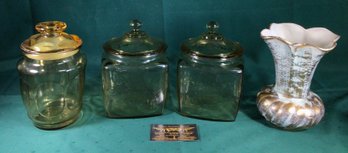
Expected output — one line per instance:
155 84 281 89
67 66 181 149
261 23 340 52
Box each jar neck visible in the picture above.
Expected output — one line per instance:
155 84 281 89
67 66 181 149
23 52 83 63
23 49 80 61
103 51 165 65
182 52 242 67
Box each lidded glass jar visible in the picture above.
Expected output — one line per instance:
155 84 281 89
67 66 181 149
18 21 86 129
178 21 243 121
102 19 168 118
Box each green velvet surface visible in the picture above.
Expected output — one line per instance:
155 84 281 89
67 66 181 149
1 0 348 152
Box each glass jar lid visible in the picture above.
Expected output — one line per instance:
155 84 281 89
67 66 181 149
181 21 242 58
103 19 167 56
20 21 82 60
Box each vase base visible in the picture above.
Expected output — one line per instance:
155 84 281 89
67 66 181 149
257 85 325 130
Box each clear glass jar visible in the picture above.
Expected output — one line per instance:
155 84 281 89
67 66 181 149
102 20 168 118
178 21 243 121
18 21 86 129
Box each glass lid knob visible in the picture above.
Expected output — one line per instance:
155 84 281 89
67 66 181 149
127 19 146 38
130 19 142 31
204 21 222 40
35 21 67 34
206 21 219 33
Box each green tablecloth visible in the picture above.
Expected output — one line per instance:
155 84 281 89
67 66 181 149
1 0 347 152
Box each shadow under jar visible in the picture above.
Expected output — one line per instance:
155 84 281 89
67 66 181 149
178 21 243 121
18 21 86 129
102 20 168 118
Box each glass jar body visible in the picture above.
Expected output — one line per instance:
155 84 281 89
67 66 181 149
102 52 168 118
178 54 243 121
17 52 86 129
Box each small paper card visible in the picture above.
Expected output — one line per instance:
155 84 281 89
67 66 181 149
150 124 198 141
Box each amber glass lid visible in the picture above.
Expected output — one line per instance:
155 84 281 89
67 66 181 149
181 21 242 58
20 21 82 60
103 19 167 56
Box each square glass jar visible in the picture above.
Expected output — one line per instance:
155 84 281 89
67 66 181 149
178 21 243 121
102 20 168 118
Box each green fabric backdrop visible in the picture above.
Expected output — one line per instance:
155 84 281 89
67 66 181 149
1 0 347 152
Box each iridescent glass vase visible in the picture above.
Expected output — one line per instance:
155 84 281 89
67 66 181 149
257 23 340 130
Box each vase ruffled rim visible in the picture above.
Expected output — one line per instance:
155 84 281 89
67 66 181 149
261 23 340 52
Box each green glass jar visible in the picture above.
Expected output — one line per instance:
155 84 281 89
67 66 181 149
18 21 86 129
102 19 168 118
178 21 243 121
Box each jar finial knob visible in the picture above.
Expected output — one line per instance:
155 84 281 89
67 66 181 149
206 21 219 33
35 21 67 34
130 19 142 31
